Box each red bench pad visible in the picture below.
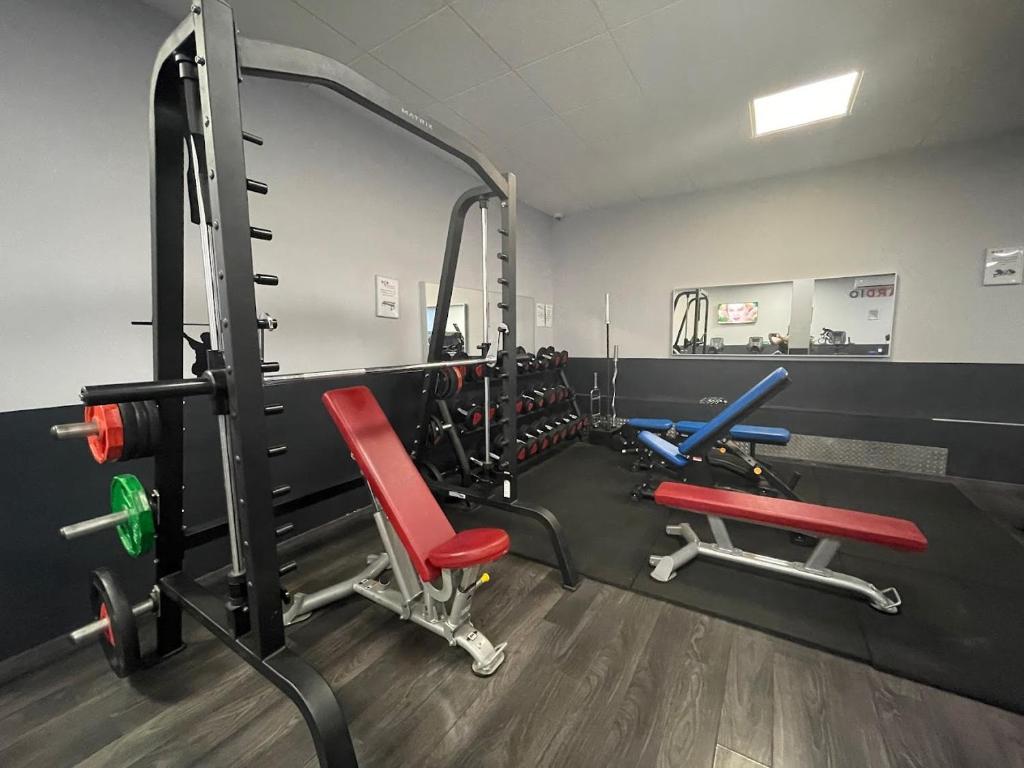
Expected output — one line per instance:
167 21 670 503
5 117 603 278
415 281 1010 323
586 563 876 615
323 386 460 582
428 528 510 570
654 482 928 552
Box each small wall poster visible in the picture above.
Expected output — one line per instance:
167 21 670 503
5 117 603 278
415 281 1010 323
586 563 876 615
375 275 400 318
984 247 1023 286
536 302 546 327
544 304 553 327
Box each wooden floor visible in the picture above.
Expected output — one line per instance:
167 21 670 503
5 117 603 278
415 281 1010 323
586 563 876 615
1 518 1022 768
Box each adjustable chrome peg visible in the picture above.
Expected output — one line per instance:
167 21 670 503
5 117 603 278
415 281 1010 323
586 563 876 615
250 226 273 241
246 178 268 195
272 484 292 498
267 444 288 457
265 403 285 416
279 561 298 577
257 314 278 331
261 361 280 373
242 130 263 145
275 522 295 538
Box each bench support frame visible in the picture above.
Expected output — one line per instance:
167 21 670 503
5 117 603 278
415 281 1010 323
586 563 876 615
283 504 507 675
649 516 902 613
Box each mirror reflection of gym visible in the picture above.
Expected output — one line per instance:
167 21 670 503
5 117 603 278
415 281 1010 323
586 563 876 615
671 272 897 357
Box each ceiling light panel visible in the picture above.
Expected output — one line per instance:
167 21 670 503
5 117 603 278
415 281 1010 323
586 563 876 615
752 71 862 137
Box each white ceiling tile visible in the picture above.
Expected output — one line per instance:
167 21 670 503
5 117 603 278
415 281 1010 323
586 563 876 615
502 117 591 179
519 35 641 113
232 0 362 63
371 8 510 100
295 0 447 50
560 92 653 145
591 0 679 29
348 54 434 109
451 0 606 68
509 162 580 215
445 73 556 142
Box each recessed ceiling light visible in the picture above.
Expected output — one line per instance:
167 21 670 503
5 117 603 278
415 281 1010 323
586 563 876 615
751 71 862 137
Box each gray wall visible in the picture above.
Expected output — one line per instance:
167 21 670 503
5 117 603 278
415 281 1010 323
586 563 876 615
552 135 1024 364
0 0 556 414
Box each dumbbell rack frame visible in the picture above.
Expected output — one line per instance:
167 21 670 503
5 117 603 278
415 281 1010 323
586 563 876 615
416 357 582 590
80 2 558 766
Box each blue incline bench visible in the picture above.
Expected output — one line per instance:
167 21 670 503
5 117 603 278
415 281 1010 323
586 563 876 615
630 367 801 499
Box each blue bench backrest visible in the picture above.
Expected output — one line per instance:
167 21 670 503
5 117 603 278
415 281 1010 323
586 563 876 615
676 367 790 457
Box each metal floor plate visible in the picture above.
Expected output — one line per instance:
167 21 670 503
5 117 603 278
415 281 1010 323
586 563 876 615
758 433 947 475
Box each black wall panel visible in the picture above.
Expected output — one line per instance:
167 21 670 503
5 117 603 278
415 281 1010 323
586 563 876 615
0 371 421 661
567 357 1024 484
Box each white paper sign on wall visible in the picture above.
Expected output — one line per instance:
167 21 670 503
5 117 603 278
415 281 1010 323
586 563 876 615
535 303 546 327
544 304 553 327
375 275 400 318
983 247 1023 286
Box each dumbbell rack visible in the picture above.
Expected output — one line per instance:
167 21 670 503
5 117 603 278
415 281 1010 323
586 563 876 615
52 3 565 767
419 350 583 483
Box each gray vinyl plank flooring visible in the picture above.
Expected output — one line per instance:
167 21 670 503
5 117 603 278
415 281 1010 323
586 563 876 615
1 523 1021 768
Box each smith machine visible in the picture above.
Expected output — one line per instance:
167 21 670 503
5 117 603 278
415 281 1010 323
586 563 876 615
51 2 577 766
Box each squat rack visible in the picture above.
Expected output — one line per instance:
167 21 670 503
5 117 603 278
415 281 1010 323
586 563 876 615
70 2 576 766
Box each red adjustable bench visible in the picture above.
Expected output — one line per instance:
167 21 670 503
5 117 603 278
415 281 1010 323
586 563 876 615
281 385 509 675
649 481 927 613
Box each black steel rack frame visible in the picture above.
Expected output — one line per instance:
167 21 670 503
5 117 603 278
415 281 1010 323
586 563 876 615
69 2 578 765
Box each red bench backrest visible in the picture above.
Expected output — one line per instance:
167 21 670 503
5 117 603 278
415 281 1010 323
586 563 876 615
323 386 455 582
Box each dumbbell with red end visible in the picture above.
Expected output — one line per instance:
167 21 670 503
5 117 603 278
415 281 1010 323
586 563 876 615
51 401 161 464
543 388 558 407
456 403 485 429
522 391 541 412
469 359 490 381
492 432 528 463
522 425 552 452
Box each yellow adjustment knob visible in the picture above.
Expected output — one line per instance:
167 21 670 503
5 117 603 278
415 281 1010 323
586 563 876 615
753 466 763 475
480 572 490 584
718 447 726 454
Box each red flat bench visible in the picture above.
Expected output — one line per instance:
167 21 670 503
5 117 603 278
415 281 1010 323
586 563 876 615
654 483 927 551
649 481 928 613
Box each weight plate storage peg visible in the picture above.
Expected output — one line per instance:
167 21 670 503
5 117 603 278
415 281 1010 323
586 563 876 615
90 567 143 677
110 474 156 557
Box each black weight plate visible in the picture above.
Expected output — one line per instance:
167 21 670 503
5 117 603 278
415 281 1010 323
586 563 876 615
90 567 141 678
141 400 161 457
117 403 139 462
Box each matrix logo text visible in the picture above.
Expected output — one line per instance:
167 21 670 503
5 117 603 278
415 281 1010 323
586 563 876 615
401 108 433 131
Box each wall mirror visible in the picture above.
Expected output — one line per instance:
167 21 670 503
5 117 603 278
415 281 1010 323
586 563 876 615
421 282 535 359
670 272 896 358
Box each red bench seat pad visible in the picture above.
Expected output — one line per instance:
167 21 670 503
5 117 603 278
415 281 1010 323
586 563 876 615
428 528 510 570
323 386 459 582
654 482 927 552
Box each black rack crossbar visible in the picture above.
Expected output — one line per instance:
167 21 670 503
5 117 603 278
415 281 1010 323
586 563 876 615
236 38 507 198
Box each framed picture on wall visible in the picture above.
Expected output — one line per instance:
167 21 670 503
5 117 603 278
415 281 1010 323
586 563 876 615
983 247 1023 286
717 302 759 324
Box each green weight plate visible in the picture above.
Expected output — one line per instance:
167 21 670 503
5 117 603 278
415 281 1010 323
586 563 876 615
110 474 155 557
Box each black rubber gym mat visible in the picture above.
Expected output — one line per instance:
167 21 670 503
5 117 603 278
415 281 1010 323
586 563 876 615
847 553 1024 714
814 465 1024 592
447 442 670 588
477 442 1024 714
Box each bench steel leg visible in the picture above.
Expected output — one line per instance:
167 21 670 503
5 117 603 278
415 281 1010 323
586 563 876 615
651 523 903 613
